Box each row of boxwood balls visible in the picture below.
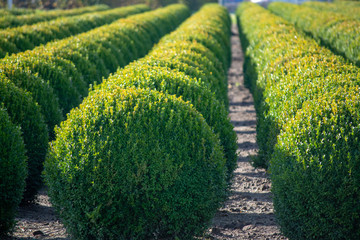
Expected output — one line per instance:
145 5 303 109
44 4 236 240
0 4 190 237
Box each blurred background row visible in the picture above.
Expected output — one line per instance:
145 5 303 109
3 0 355 11
0 0 217 10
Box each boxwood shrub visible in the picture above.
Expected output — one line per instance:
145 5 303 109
0 108 27 236
4 52 83 115
139 56 228 106
0 4 190 212
152 43 226 85
0 4 109 29
98 3 235 176
44 4 233 239
44 88 227 240
302 1 360 17
102 63 237 179
159 4 231 70
272 87 360 239
237 2 360 239
0 8 39 17
1 4 190 129
0 4 149 58
0 75 48 202
0 61 63 134
269 2 360 66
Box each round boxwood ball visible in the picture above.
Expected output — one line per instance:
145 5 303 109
44 87 227 240
0 108 27 236
271 88 360 239
102 64 237 180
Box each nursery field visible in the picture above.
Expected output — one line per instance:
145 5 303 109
1 1 359 239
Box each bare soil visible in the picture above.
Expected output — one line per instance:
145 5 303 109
206 25 287 240
8 23 286 240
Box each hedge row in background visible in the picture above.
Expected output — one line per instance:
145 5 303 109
0 74 48 202
44 4 234 239
0 4 190 236
269 2 360 66
0 4 109 28
1 3 190 133
303 1 360 18
237 2 360 239
0 4 150 58
0 107 27 236
0 7 41 16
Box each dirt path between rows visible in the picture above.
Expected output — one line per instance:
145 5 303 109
206 24 287 240
8 23 286 240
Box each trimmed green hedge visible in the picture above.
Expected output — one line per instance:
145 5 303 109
45 88 227 239
0 107 27 236
0 8 41 17
160 4 231 71
0 61 63 135
147 3 231 106
303 1 360 17
272 87 360 240
0 5 190 219
0 4 150 58
0 4 109 29
102 62 237 179
98 3 236 177
1 4 190 132
269 2 360 66
238 2 360 239
45 4 234 239
0 75 48 202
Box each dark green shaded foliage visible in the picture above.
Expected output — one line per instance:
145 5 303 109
272 89 360 240
0 75 48 202
0 108 27 236
0 60 63 134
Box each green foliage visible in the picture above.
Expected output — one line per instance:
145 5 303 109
0 3 189 207
302 1 360 17
160 3 231 70
44 88 227 240
99 3 236 177
269 2 360 66
0 75 48 202
146 3 231 106
0 8 40 17
0 4 109 29
0 108 27 236
5 51 83 115
0 60 63 135
102 62 237 179
237 2 360 239
2 3 190 131
44 3 233 239
0 4 150 57
272 88 360 240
